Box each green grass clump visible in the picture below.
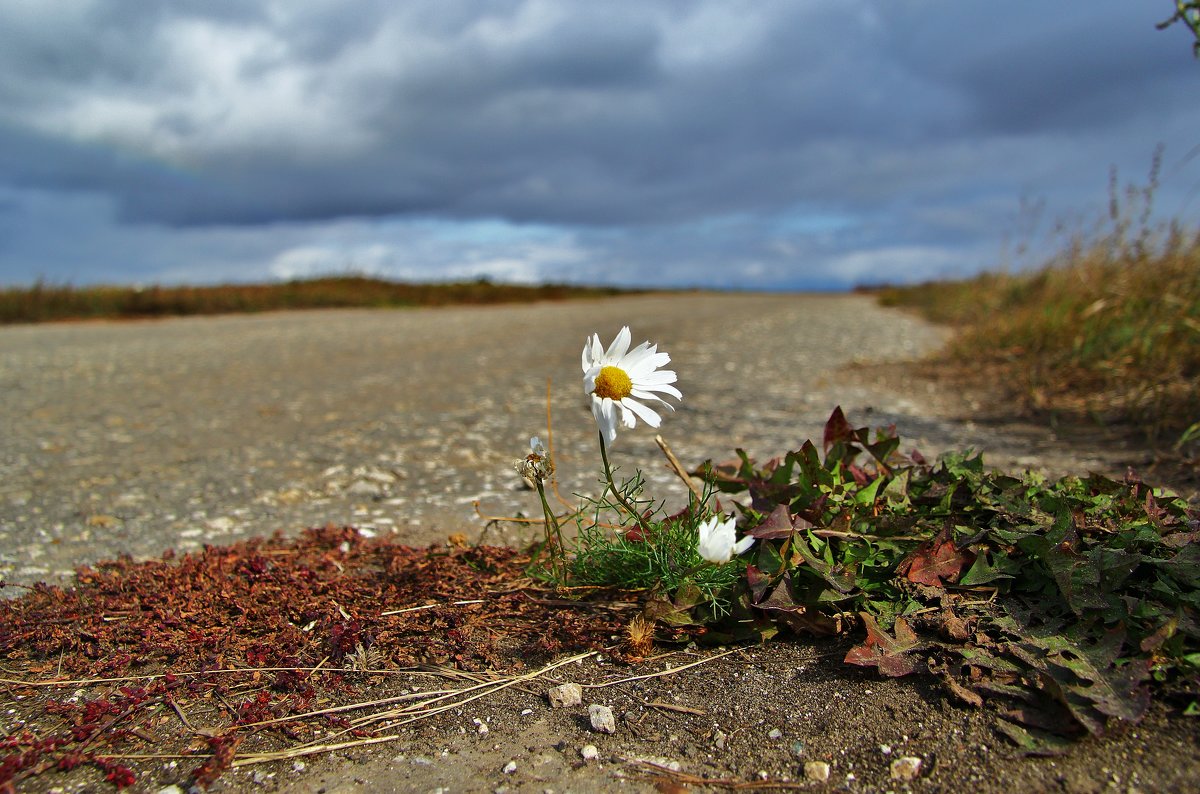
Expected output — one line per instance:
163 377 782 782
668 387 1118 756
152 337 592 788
878 218 1200 438
0 276 641 325
551 473 746 619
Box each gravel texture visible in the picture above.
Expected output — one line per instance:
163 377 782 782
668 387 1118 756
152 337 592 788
2 293 956 587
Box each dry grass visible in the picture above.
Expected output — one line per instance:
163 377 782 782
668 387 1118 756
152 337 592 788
876 219 1200 440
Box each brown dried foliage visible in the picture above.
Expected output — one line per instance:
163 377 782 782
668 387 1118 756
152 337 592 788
0 526 625 790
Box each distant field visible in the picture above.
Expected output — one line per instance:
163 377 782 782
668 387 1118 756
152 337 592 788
0 276 647 324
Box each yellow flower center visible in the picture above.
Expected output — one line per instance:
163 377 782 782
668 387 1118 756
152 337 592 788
593 365 633 400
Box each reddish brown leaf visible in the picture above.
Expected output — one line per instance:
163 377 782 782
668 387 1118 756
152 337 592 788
749 504 796 540
844 613 923 677
942 676 984 708
822 406 855 453
897 530 973 587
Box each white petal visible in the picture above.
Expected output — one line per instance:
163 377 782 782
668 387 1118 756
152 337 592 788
593 397 619 444
583 367 599 395
619 342 655 370
732 535 756 555
617 403 637 428
583 334 603 371
634 369 678 385
626 352 671 377
605 326 631 361
631 383 682 402
621 397 662 427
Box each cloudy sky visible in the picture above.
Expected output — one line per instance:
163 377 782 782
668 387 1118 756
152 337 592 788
1 1 1197 290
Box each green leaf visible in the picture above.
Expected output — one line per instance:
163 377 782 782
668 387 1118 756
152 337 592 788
853 475 884 507
791 532 857 594
1154 544 1200 588
994 720 1074 756
959 549 1019 586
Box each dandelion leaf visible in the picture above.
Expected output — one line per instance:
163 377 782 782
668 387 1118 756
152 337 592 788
897 529 972 587
844 613 923 677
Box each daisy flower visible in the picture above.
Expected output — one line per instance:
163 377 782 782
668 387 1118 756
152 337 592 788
582 326 681 444
696 515 755 564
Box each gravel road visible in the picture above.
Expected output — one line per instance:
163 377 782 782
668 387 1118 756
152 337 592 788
1 292 1126 588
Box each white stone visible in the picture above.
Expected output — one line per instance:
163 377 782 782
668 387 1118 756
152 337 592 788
588 704 617 734
768 728 783 740
580 745 600 761
804 761 831 783
547 683 583 708
502 760 518 774
630 756 682 772
890 756 923 781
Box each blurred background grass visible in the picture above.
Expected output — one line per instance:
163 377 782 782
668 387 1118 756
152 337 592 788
875 168 1199 442
0 275 641 325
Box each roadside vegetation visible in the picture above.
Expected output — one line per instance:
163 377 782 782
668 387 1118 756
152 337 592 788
0 275 642 325
874 173 1200 444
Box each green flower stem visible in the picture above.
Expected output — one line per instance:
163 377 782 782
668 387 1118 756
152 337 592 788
598 431 652 535
534 478 565 579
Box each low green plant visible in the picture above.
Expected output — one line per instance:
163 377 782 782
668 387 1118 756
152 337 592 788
514 324 1197 751
699 408 1199 749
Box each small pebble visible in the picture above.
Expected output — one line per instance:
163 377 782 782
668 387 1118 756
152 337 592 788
588 704 617 734
547 683 583 708
804 761 831 783
713 729 728 750
580 745 600 761
633 756 682 772
292 760 306 772
768 728 783 740
502 760 518 774
890 756 923 781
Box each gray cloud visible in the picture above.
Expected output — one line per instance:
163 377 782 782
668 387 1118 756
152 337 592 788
0 0 1197 288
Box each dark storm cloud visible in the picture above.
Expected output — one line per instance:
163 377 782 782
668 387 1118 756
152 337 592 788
0 1 1196 287
879 4 1192 135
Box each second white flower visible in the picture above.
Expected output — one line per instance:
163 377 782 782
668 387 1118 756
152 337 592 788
696 515 755 564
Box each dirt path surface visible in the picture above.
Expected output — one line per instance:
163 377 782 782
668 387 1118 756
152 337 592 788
1 293 951 587
2 293 1196 792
